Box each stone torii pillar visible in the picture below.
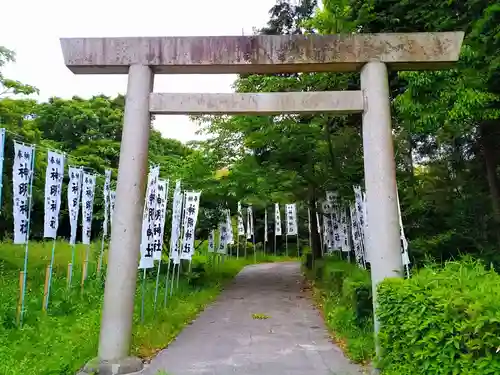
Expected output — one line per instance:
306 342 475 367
60 32 464 374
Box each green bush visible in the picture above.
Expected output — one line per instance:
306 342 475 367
310 255 374 362
377 259 500 374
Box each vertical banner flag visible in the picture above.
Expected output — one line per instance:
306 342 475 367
321 199 334 251
237 201 245 236
102 170 111 236
180 191 201 260
340 206 350 252
285 203 298 236
208 230 215 253
226 209 234 245
353 185 367 261
13 142 35 244
68 167 83 245
264 208 268 243
396 190 410 267
217 219 228 254
169 181 182 265
0 128 6 211
246 205 252 239
139 166 160 269
43 151 65 238
315 202 321 234
350 203 364 266
81 172 96 245
109 190 116 232
153 179 169 260
274 203 282 236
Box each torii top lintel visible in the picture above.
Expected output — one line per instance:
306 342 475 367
60 32 464 75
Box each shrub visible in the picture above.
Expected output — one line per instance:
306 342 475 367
310 255 374 363
377 259 500 375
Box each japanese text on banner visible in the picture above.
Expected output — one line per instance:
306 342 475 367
139 166 160 269
285 203 298 236
169 181 183 265
180 191 201 260
274 203 282 236
81 172 96 245
102 170 111 236
43 151 65 239
68 167 83 245
12 142 35 244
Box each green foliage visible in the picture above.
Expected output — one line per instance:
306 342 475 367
377 259 500 374
309 255 374 363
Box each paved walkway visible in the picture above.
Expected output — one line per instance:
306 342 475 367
143 262 364 375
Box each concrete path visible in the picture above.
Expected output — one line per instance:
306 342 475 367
143 262 364 375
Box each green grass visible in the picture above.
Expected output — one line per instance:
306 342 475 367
0 240 290 375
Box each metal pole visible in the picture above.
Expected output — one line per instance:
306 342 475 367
97 231 106 276
19 145 36 327
361 61 403 360
285 235 288 257
140 268 146 324
163 259 172 307
274 234 277 257
153 259 162 314
68 244 75 289
253 234 256 263
44 239 57 310
98 64 153 367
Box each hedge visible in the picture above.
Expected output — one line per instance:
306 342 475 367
309 255 375 362
378 259 500 374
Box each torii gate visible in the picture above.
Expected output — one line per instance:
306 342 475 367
61 32 464 375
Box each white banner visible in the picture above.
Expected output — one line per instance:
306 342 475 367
264 208 268 242
285 203 298 236
12 142 35 244
396 190 410 266
0 128 5 213
321 200 334 251
353 185 367 261
237 201 245 236
226 209 234 245
68 167 83 245
350 203 364 267
246 205 253 239
43 151 65 238
208 230 215 253
152 179 169 260
139 166 160 269
109 190 116 232
81 172 96 245
180 191 201 260
102 169 111 236
340 205 350 252
217 220 228 254
274 203 282 236
169 181 183 265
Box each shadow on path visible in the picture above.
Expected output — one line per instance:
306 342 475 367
143 262 364 375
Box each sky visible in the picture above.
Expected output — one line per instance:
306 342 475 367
0 0 276 143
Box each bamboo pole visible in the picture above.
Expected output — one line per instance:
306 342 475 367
16 271 25 325
42 265 50 311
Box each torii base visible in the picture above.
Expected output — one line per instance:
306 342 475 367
77 356 143 375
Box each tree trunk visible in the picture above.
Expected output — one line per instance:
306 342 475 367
479 121 500 241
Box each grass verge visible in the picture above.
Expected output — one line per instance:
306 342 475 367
0 240 287 375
